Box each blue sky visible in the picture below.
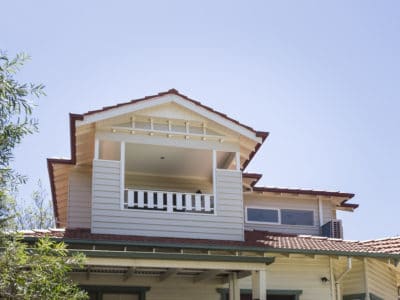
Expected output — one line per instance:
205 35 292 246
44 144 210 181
2 1 400 240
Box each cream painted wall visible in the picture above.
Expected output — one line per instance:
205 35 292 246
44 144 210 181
70 255 399 300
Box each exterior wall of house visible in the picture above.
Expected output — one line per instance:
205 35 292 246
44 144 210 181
71 274 221 300
366 258 398 300
125 173 213 194
70 255 399 300
336 258 365 296
239 255 333 299
243 194 336 236
321 199 336 225
67 167 92 228
91 159 244 241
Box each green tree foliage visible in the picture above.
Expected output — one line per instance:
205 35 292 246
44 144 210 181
11 180 54 230
0 51 88 299
0 237 88 300
0 51 45 230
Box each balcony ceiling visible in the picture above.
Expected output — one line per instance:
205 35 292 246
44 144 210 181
125 143 215 178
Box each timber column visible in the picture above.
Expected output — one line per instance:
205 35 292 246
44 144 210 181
252 269 267 300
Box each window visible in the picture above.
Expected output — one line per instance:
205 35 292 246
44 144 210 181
246 208 279 223
217 288 302 300
82 286 149 300
245 207 314 226
281 209 314 226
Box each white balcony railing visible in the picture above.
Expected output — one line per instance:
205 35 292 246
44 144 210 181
124 189 215 214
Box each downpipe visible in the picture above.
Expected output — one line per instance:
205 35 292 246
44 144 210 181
335 257 352 300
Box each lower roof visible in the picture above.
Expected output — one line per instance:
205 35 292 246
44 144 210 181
22 228 400 259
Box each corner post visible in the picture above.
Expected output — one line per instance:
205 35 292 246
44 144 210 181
236 151 241 171
252 270 267 300
212 150 217 212
94 138 99 159
229 272 240 300
120 141 125 210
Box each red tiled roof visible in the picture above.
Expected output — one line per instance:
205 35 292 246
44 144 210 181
360 237 400 254
22 229 400 257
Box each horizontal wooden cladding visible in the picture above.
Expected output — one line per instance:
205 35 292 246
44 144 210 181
91 160 244 241
239 256 331 299
92 211 242 227
92 220 242 234
68 170 92 229
91 227 242 241
367 258 397 299
244 224 320 236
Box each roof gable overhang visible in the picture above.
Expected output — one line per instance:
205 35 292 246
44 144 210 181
77 89 265 144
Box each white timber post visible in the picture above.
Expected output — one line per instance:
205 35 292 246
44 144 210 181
329 257 336 300
229 272 240 300
363 258 370 296
318 197 324 228
212 150 217 213
252 270 267 300
236 151 241 171
120 141 125 210
94 138 99 160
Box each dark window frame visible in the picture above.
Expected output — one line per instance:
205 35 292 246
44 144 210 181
216 288 303 300
281 209 314 226
246 207 280 224
343 294 366 300
80 285 150 300
245 206 315 227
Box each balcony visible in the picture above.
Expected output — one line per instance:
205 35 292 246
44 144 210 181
124 189 215 214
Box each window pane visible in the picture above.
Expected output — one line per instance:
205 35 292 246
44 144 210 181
281 209 313 226
102 294 139 300
247 208 279 223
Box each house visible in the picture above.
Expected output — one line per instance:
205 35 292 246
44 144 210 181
28 89 400 299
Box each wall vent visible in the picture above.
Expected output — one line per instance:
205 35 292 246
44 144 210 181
321 220 343 239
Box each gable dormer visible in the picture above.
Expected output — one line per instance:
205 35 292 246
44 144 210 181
48 89 267 241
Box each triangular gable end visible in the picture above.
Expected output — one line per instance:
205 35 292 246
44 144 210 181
76 89 263 144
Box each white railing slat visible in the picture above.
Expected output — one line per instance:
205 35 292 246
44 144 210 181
125 189 214 213
157 192 164 209
148 192 154 208
128 190 134 207
138 191 144 208
167 192 173 212
176 193 183 210
185 194 192 211
195 194 202 211
204 195 211 211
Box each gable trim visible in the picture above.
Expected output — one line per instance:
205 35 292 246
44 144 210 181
77 90 265 143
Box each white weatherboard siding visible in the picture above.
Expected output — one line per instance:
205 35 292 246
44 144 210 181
92 160 244 240
244 195 335 236
366 259 397 300
321 199 336 225
67 168 92 228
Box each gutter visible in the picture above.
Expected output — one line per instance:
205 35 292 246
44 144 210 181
22 236 400 260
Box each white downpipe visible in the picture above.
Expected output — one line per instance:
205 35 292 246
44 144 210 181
335 257 352 300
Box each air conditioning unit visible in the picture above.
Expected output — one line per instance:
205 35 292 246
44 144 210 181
321 220 343 239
